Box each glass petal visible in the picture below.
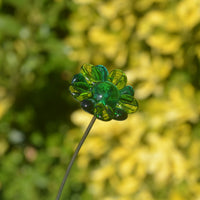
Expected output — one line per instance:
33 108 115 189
81 99 96 114
108 69 127 89
80 64 108 84
120 85 134 96
120 94 134 103
113 108 128 121
71 73 87 84
116 98 138 114
69 82 92 101
95 65 109 81
94 102 113 121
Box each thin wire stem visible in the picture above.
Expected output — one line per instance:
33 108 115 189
56 116 97 200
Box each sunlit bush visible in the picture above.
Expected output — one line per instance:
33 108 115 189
67 0 200 199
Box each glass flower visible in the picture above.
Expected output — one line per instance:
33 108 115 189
69 64 138 121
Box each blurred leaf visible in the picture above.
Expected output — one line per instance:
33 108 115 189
0 15 21 37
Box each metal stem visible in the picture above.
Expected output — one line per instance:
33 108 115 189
56 116 97 200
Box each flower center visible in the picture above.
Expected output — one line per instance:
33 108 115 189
93 81 120 107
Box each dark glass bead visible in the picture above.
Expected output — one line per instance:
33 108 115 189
113 108 128 121
81 99 95 114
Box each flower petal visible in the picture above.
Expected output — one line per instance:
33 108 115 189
81 99 96 114
94 102 113 121
69 84 92 101
108 69 127 89
69 74 92 101
95 65 109 81
71 73 87 84
117 98 138 114
80 64 109 84
113 108 128 121
120 85 134 96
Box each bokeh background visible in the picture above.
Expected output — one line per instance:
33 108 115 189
0 0 200 199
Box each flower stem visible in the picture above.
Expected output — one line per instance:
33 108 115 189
56 116 97 200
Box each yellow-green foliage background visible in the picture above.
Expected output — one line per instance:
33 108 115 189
0 0 200 199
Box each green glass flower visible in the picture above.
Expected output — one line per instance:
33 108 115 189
69 64 138 121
